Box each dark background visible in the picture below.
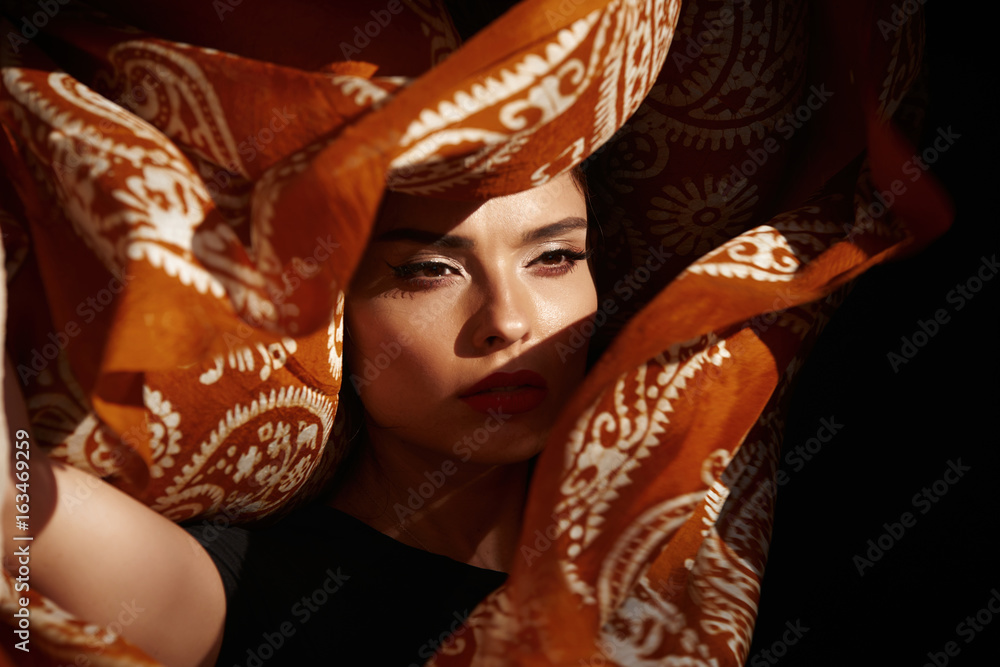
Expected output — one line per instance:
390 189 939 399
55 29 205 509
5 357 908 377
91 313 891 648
748 3 999 666
5 1 988 664
445 1 999 664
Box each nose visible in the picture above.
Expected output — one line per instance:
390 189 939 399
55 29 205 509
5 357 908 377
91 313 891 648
469 272 532 352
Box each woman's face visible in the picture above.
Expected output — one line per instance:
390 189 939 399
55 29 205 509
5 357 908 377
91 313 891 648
345 173 597 465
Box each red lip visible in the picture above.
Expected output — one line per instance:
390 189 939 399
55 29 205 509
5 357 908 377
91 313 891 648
460 370 548 415
461 370 548 396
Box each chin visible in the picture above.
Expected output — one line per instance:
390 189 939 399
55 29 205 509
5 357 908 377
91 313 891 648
450 416 551 466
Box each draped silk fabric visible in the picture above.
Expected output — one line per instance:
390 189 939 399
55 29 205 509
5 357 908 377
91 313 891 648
0 0 950 664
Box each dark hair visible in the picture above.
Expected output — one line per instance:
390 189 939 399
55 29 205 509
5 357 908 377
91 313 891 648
570 163 587 194
570 163 604 289
321 344 367 502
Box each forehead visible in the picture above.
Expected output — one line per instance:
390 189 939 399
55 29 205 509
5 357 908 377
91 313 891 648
373 173 586 240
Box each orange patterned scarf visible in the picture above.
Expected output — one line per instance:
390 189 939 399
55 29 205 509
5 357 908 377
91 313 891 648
0 0 950 664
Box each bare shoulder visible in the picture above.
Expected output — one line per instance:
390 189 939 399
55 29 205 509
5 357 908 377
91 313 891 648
40 461 227 666
3 361 224 666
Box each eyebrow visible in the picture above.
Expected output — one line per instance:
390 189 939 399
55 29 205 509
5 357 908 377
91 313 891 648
374 217 588 248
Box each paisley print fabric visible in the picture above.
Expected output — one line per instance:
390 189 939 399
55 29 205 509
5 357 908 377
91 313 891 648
0 0 951 664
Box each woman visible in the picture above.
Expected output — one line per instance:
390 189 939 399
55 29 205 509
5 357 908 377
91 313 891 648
327 169 595 572
3 169 598 666
1 0 949 665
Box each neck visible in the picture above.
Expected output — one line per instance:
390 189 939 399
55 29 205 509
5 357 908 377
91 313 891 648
329 430 532 573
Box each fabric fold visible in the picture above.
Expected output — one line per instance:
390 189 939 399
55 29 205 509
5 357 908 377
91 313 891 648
0 0 951 664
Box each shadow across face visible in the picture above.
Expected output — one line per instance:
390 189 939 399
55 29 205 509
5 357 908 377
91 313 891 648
342 172 598 466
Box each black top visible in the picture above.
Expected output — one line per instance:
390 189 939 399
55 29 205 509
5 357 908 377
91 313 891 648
186 503 507 667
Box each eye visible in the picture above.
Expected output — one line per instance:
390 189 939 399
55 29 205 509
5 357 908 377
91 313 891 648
386 260 463 287
527 248 591 275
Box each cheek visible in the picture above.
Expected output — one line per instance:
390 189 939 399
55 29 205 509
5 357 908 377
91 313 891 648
541 273 598 338
536 274 597 381
344 299 454 413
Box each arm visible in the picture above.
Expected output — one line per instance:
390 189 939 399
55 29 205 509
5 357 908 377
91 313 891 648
2 358 226 667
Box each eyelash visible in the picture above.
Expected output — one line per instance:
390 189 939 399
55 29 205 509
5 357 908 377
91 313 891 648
388 249 591 289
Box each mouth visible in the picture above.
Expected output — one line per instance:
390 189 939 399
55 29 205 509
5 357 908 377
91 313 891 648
459 370 548 414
